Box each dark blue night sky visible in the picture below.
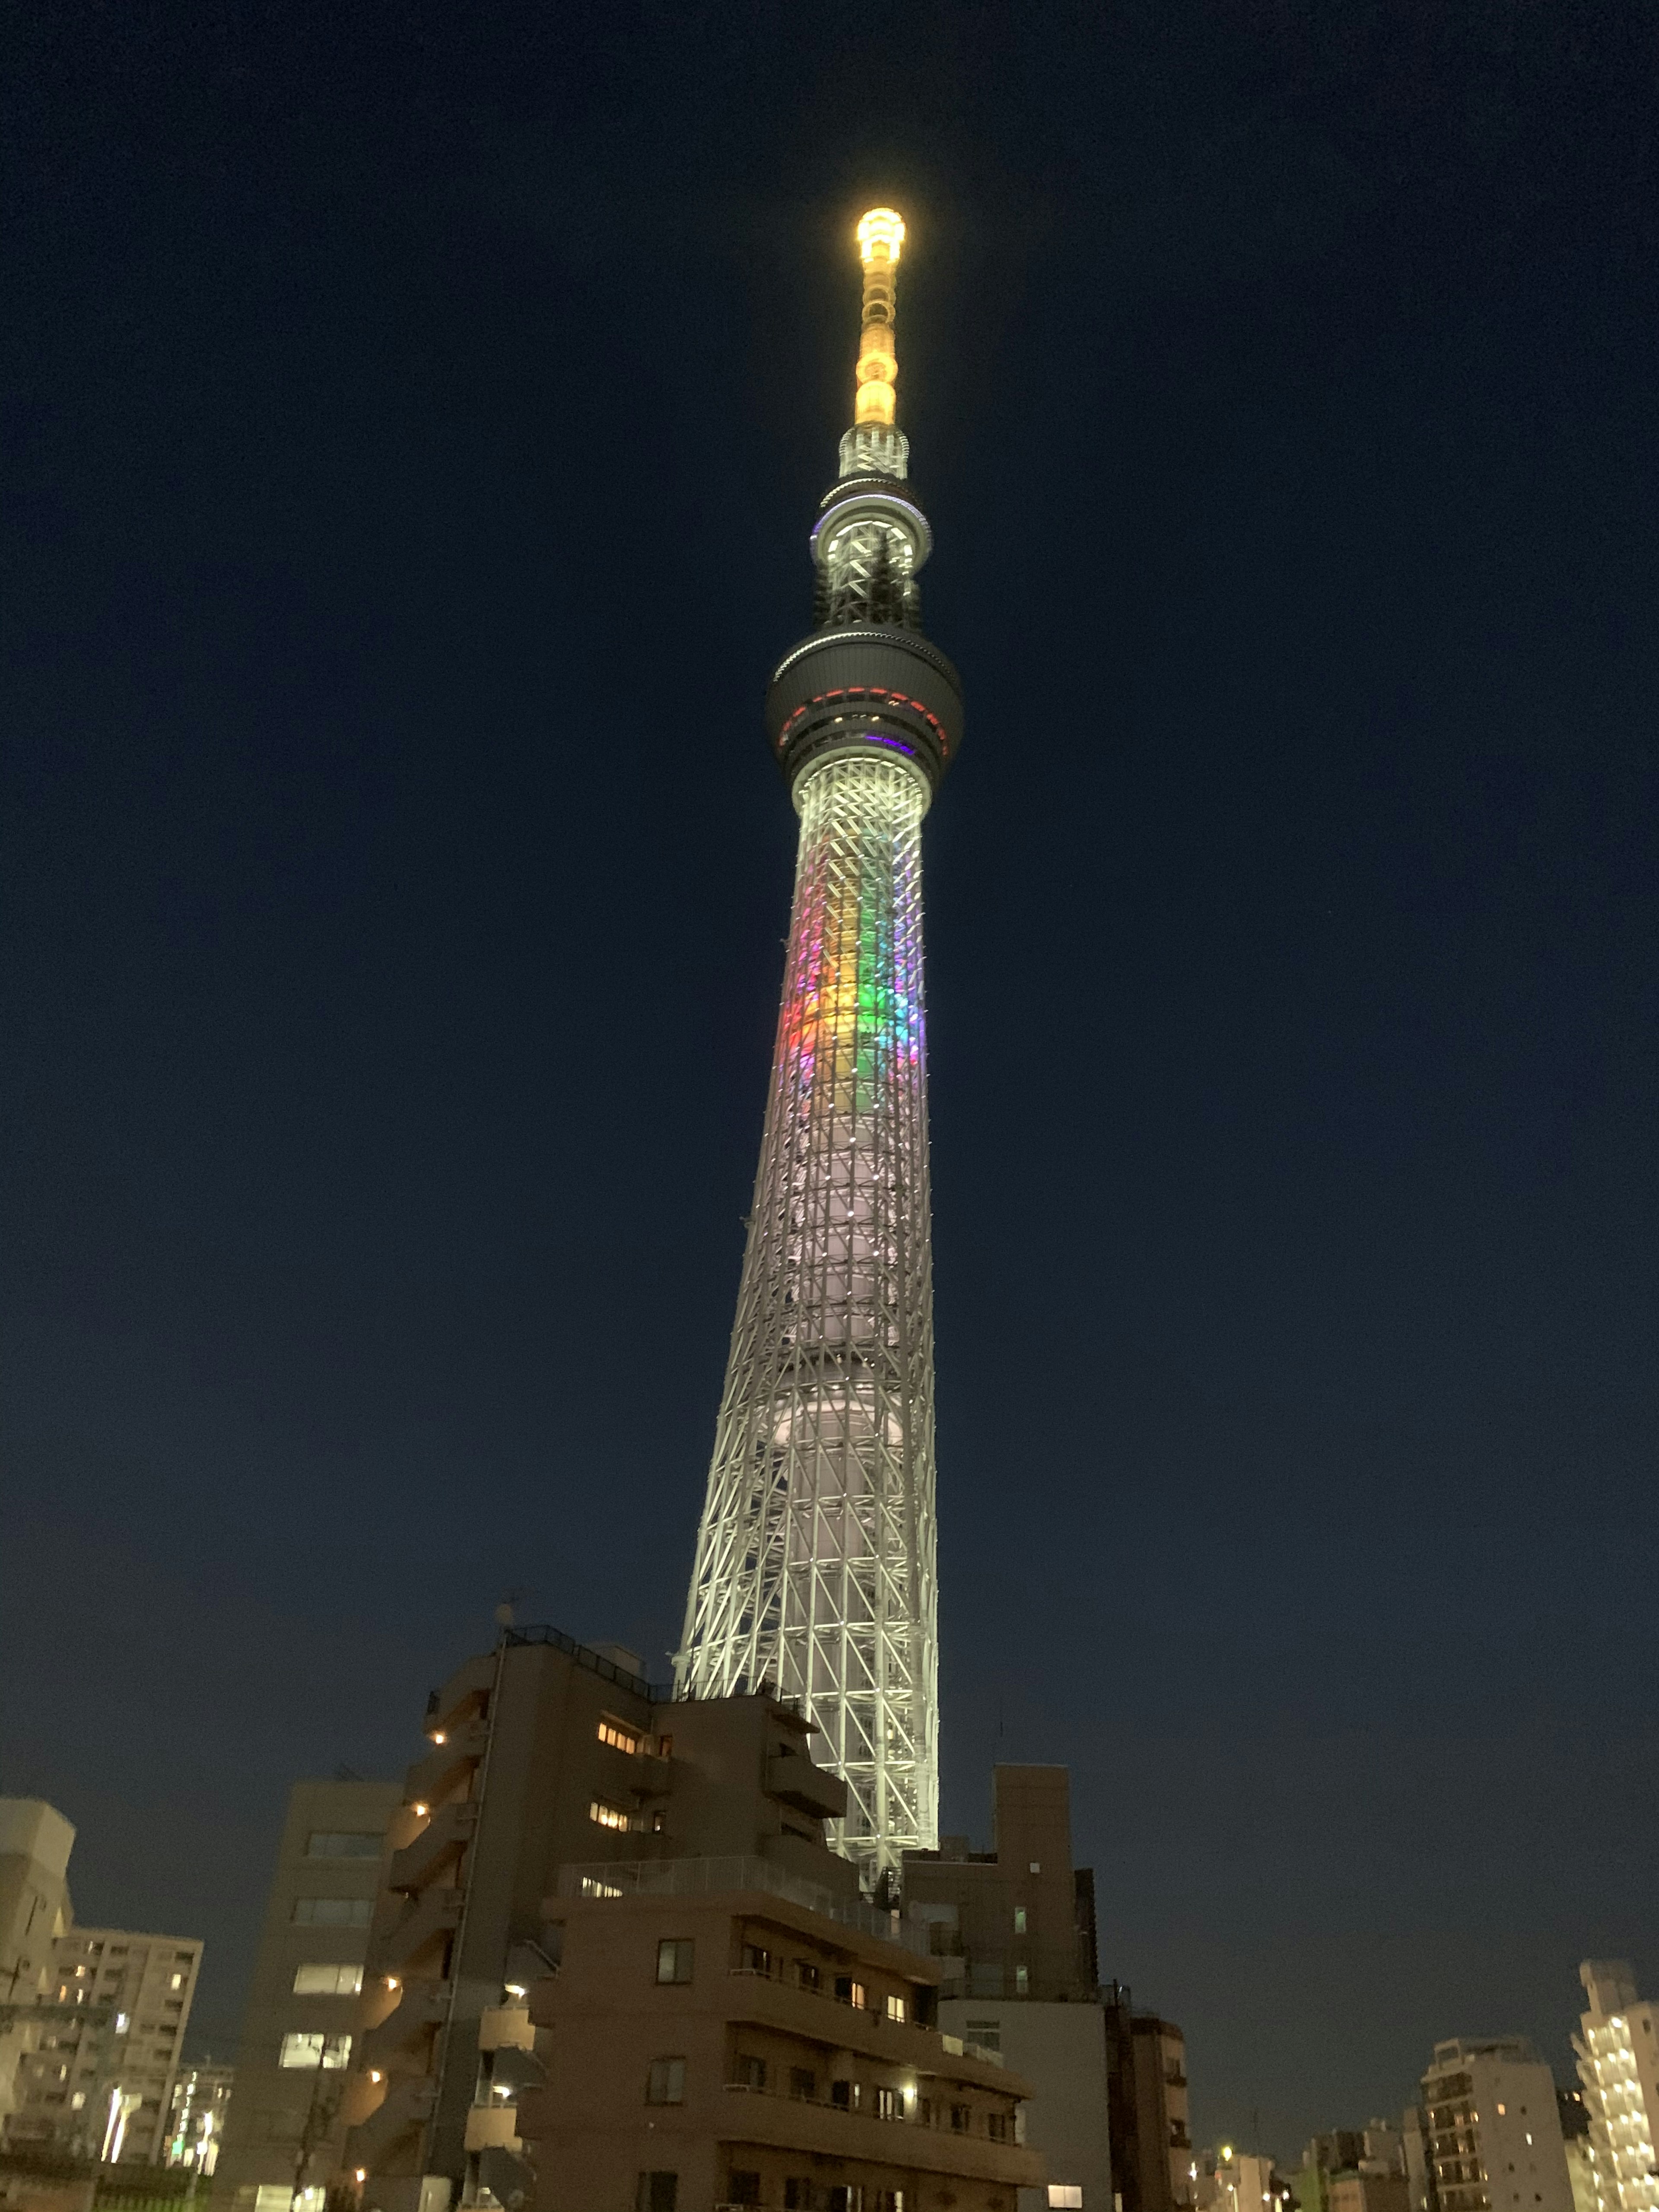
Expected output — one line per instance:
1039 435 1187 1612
4 0 1655 2156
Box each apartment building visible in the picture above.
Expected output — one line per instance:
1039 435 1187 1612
165 2059 235 2174
335 1624 1043 2212
1573 1960 1658 2212
905 1767 1191 2212
1419 2040 1573 2212
5 1926 204 2166
0 1801 75 2131
214 1776 402 2212
521 1871 1041 2212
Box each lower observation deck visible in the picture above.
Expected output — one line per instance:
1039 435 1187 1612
765 625 964 796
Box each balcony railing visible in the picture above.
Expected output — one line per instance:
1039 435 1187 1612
720 2079 1016 2139
554 1856 914 1948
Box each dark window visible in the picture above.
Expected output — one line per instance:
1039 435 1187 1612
743 1945 772 1976
831 2080 859 2111
645 2058 686 2105
728 2176 761 2208
795 1961 820 1993
828 2191 863 2212
736 2056 767 2091
988 2111 1012 2142
305 1832 381 1859
789 2068 816 2100
785 2184 813 2211
655 1940 694 1986
636 2176 677 2212
950 2103 970 2133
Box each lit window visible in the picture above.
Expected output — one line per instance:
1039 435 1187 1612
589 1800 631 1832
597 1719 642 1754
170 1973 184 1990
1016 1966 1030 1994
886 1994 907 2024
1028 1862 1041 1874
645 2057 686 2105
115 2015 130 2034
291 1898 372 1927
835 1977 867 2009
278 2033 351 2070
292 1965 364 1996
1050 2191 1085 2209
305 1832 381 1859
655 1939 694 1986
581 1875 622 1899
1014 1908 1027 1935
875 2086 899 2120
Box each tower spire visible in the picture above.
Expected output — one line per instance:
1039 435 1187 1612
676 206 962 1891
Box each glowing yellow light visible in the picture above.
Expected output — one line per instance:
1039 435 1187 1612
355 2172 366 2184
369 2070 382 2084
412 1803 428 1816
857 208 905 265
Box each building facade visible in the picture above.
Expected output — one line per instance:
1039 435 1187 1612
1573 1960 1659 2212
6 1926 204 2166
519 1875 1040 2212
324 1625 1039 2212
166 2059 236 2175
213 1776 402 2212
676 207 965 1886
1419 2040 1573 2212
0 1801 76 2133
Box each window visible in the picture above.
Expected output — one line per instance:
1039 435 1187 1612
828 2190 863 2212
1049 2190 1085 2209
645 2058 686 2105
1014 1908 1028 1935
988 2111 1012 2142
1028 1862 1041 1873
590 1799 631 1831
291 1898 372 1927
278 2033 352 2070
581 1875 623 1899
736 2056 767 2091
795 1960 820 1993
835 1976 867 2009
743 1944 772 1976
636 2177 677 2212
174 1952 192 1963
655 1939 694 1986
292 1965 364 1996
789 2068 817 2100
1016 1965 1030 1994
305 1832 381 1859
876 2196 905 2212
831 2080 860 2111
874 2086 899 2120
950 2103 970 2133
728 2175 761 2207
169 1973 185 1991
966 2019 1001 2054
597 1718 642 1754
785 2183 813 2211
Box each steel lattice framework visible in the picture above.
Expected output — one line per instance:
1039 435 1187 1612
675 209 963 1889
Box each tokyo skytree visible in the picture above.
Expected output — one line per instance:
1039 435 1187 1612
676 209 962 1888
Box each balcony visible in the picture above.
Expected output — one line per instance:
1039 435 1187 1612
721 1970 1017 2090
709 2079 1042 2188
403 1723 489 1810
764 1752 848 1821
346 2075 435 2169
361 1980 449 2067
463 2105 521 2153
388 1804 477 1897
552 1856 912 1949
374 1887 464 1975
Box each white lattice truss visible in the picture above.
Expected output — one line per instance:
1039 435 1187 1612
677 753 940 1886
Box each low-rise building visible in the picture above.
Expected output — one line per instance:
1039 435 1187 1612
1573 1960 1658 2212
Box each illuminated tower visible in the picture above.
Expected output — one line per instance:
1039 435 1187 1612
676 210 962 1888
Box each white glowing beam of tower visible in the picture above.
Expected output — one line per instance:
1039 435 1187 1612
675 209 963 1888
